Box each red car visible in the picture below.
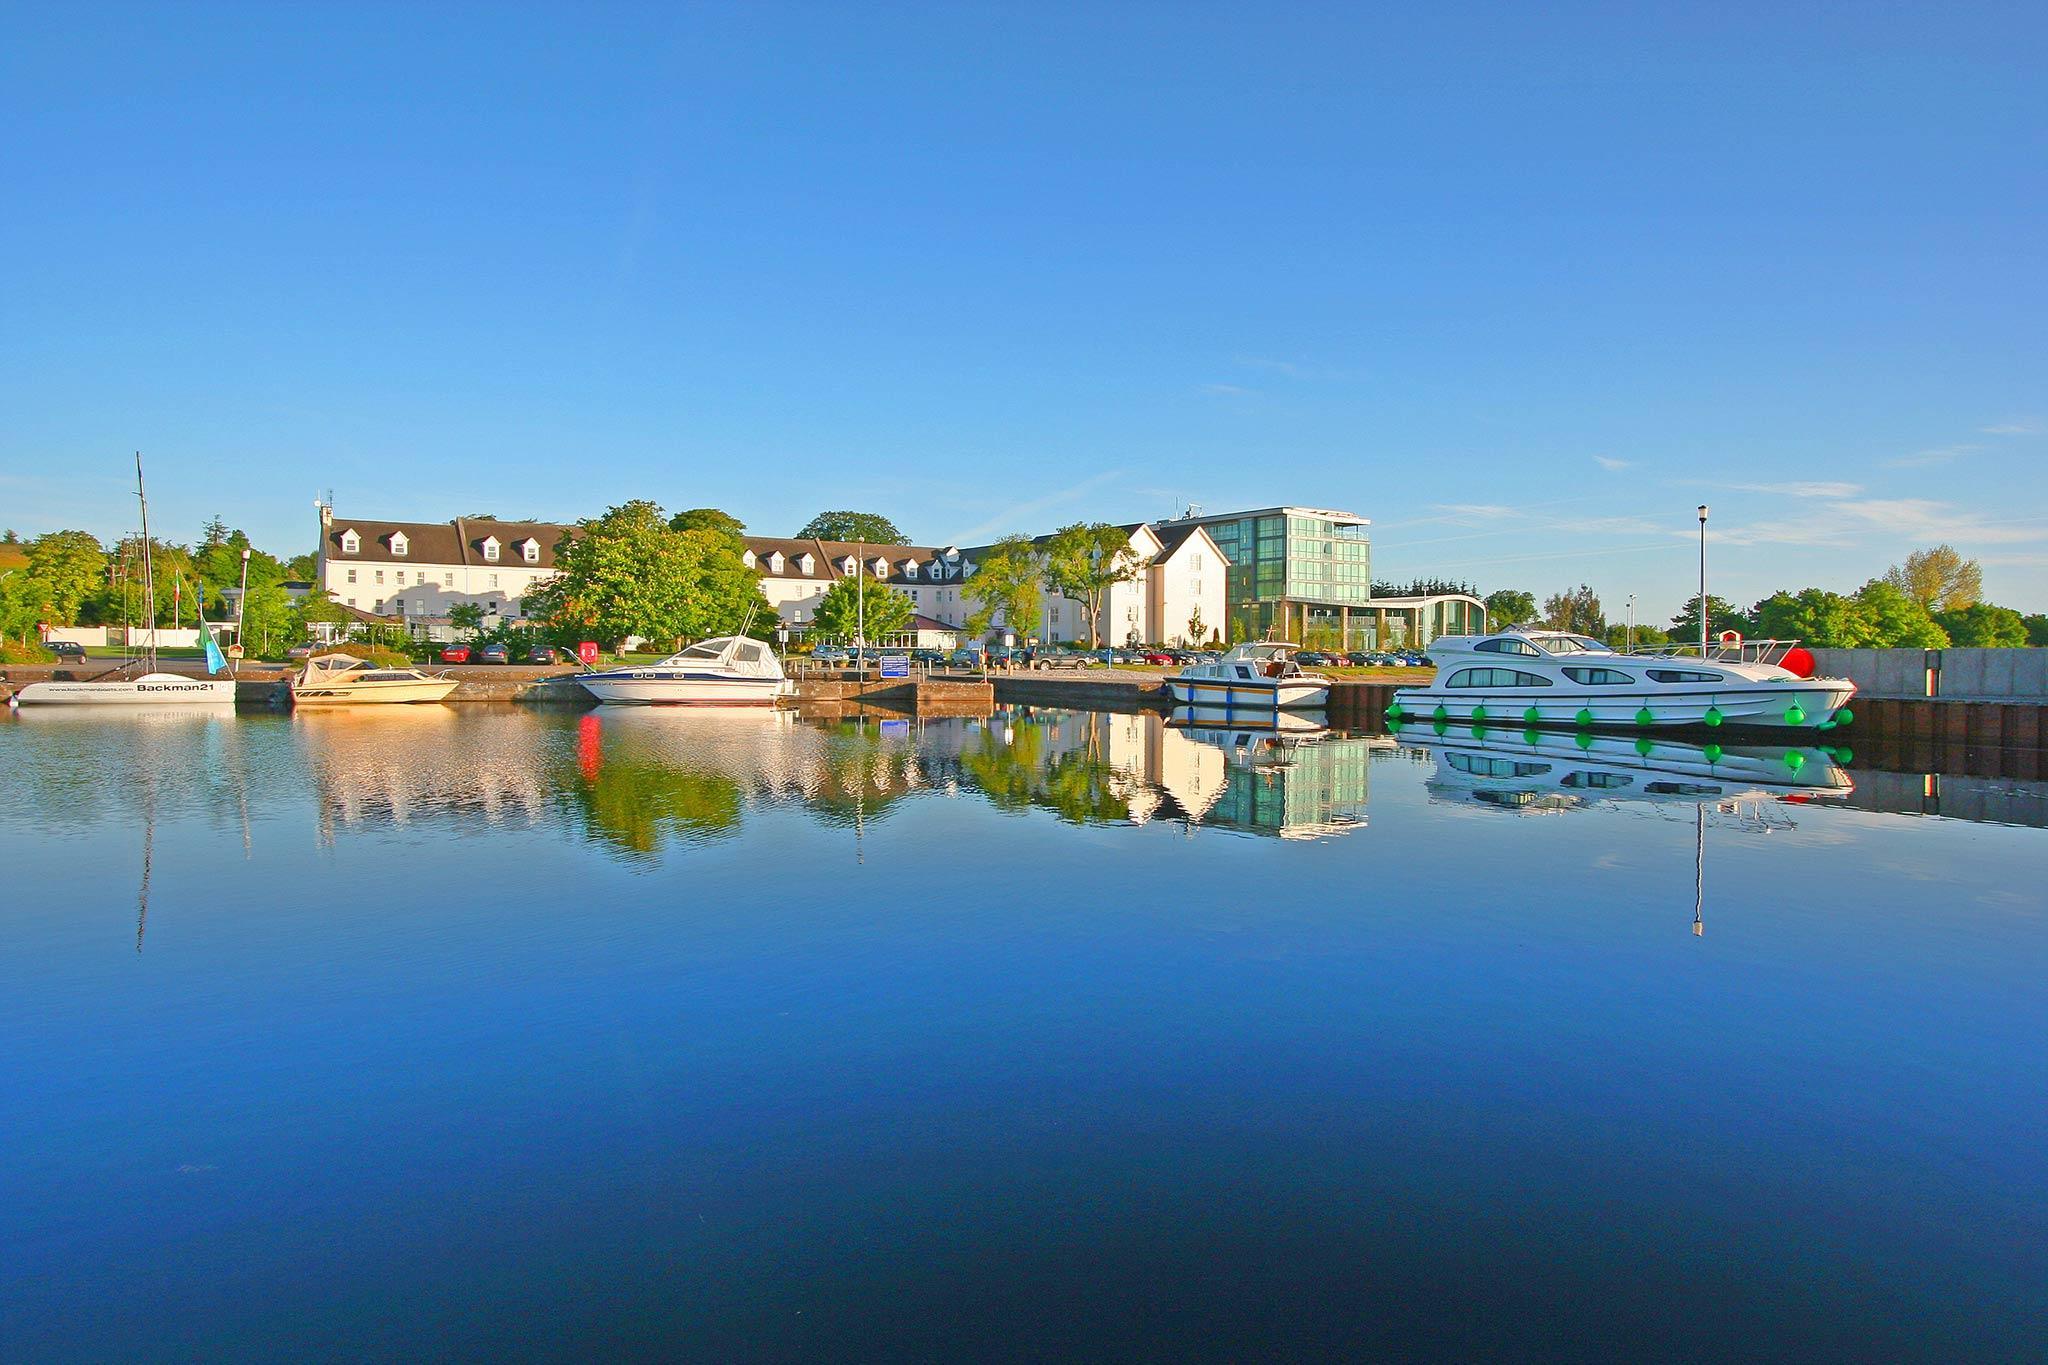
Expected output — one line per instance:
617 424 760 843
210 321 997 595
440 645 471 663
1142 650 1175 665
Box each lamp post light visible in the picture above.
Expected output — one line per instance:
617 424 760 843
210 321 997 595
1626 594 1636 653
1696 505 1709 657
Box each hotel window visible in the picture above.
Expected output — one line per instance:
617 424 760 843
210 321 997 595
523 542 539 563
444 572 454 585
375 570 385 584
489 574 500 588
483 542 500 562
346 569 357 583
391 537 408 557
346 597 356 607
340 531 360 553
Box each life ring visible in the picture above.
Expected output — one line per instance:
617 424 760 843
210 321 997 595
1718 629 1743 646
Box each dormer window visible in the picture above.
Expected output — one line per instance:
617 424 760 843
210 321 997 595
742 550 757 569
481 536 501 563
339 529 360 554
869 557 887 577
388 532 408 557
838 556 856 575
794 553 811 573
768 552 786 572
519 538 539 564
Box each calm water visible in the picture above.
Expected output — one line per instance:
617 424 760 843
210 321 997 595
3 705 2044 1362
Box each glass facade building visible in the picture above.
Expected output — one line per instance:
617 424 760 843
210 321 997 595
1159 507 1372 645
1157 505 1484 648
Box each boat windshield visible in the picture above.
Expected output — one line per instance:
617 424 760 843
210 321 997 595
1534 634 1609 655
674 643 727 660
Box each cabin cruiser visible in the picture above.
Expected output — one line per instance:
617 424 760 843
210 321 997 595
1166 642 1331 710
576 635 791 706
1387 629 1855 731
291 653 460 706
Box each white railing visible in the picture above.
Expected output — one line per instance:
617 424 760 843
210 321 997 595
1623 638 1802 667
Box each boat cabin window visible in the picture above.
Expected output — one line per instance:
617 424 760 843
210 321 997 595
1563 666 1636 685
1447 754 1551 777
677 643 726 660
1561 771 1633 789
1475 638 1542 656
1234 665 1254 679
1645 781 1721 796
1534 634 1606 655
732 641 769 662
1445 667 1552 688
1646 669 1721 684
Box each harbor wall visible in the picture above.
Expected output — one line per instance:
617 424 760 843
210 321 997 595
1808 647 2048 701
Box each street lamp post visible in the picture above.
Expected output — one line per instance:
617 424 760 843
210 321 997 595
1626 594 1636 653
235 547 251 674
1696 505 1709 657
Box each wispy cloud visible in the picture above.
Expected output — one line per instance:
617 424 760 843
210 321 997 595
1430 503 1519 523
960 469 1126 541
1200 383 1255 397
1829 498 2048 545
1591 455 1631 471
1728 481 1863 499
1979 419 2041 436
1883 444 1978 469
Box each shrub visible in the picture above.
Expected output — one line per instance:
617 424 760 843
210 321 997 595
1 639 57 664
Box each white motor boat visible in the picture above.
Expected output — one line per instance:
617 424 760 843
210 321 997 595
1388 629 1855 731
1166 642 1331 710
576 635 791 706
12 672 236 707
291 653 460 706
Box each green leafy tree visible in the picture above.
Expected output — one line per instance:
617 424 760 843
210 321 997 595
2024 613 2048 647
1750 589 1878 647
1 529 20 544
1670 594 1752 643
448 602 487 639
291 587 351 639
1932 602 2028 647
1186 605 1205 646
1043 523 1141 648
284 551 318 581
23 530 106 623
670 508 747 538
1542 584 1605 636
200 515 231 549
522 501 708 650
1852 580 1949 648
796 511 909 545
1884 544 1982 611
1606 622 1670 649
964 534 1043 641
1483 589 1538 626
238 581 296 657
809 575 914 641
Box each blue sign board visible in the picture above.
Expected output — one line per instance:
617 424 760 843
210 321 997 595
879 653 910 679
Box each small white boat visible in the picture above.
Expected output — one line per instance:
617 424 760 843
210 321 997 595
12 672 236 706
577 635 790 706
1166 642 1330 710
1388 629 1855 731
291 653 460 706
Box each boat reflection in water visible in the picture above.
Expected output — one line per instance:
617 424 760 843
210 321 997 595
1166 705 1384 839
1394 719 1854 815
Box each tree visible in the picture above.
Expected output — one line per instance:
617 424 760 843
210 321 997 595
448 602 487 639
1483 589 1538 626
1750 589 1877 647
238 581 296 657
521 500 710 650
964 535 1043 641
200 515 231 549
1542 584 1605 636
1932 603 2028 647
284 551 318 581
2024 614 2048 647
669 508 747 538
2 529 20 544
291 587 351 643
1852 580 1949 648
24 530 107 623
1042 523 1142 648
809 575 913 642
1884 545 1982 611
1606 622 1670 649
1670 594 1752 643
1186 605 1206 646
796 511 909 545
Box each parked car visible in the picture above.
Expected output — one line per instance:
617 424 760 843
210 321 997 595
910 648 948 667
48 640 87 662
948 647 986 668
1345 651 1373 666
527 645 559 665
1295 650 1332 667
1141 650 1175 665
440 645 472 663
478 643 510 664
808 644 850 666
287 643 317 661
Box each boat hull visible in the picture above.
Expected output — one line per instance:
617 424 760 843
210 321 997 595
292 680 461 705
1388 679 1856 730
12 674 237 706
1167 677 1329 710
577 674 787 706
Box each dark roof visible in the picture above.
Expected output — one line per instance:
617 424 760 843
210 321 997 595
910 613 958 631
1151 523 1230 563
326 516 576 568
743 536 967 585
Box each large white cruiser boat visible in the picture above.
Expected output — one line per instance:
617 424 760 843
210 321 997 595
576 635 791 706
1166 642 1331 711
1388 629 1855 731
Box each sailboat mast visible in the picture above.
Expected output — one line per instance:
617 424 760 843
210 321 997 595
135 452 158 671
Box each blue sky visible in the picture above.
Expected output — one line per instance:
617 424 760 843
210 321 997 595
2 3 2042 618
